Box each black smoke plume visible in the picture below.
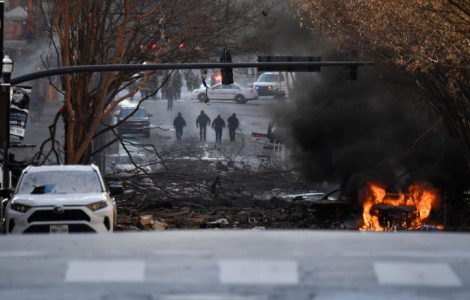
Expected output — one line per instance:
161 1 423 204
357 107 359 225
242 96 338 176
275 63 468 199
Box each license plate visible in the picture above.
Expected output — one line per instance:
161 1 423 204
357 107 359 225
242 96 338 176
50 225 69 234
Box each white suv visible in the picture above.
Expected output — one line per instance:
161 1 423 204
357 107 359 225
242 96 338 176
4 165 119 234
252 72 289 97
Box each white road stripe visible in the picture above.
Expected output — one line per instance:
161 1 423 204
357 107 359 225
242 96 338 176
346 250 470 259
65 260 145 282
218 260 298 285
153 249 212 257
374 262 462 287
0 251 45 257
160 296 267 300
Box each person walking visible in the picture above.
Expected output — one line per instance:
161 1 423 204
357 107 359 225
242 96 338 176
211 114 226 143
227 113 239 142
173 112 186 140
196 110 211 141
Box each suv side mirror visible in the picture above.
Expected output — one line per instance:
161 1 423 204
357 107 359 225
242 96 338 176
148 114 153 117
109 184 124 196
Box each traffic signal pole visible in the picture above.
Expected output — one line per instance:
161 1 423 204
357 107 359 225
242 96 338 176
10 61 374 86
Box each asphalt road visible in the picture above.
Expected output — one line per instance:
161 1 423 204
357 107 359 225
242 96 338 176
1 231 470 299
12 92 283 169
132 95 277 148
105 94 285 173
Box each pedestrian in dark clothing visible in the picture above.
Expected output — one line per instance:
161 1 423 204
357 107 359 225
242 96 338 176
173 112 186 140
196 110 211 141
211 114 225 143
227 113 239 142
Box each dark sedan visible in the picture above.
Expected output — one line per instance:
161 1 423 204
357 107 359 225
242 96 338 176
116 106 152 138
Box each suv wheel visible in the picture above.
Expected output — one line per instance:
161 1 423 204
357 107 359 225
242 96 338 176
235 95 247 104
198 93 207 102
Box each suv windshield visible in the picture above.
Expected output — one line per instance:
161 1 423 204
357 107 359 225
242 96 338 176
119 108 147 118
257 73 279 82
17 171 104 194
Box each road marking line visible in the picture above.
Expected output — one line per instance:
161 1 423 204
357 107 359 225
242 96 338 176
159 296 267 300
346 250 470 259
65 260 145 282
374 262 462 287
0 251 45 257
218 260 298 285
153 249 212 257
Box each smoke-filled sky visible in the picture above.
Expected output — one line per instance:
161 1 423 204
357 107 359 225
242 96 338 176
266 11 469 195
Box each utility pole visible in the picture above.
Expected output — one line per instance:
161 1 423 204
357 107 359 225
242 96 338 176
0 0 6 234
0 0 6 191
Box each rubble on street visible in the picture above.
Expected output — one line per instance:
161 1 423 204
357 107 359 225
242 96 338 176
115 180 356 231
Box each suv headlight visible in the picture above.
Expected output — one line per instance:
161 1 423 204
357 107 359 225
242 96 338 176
87 201 108 211
11 203 32 213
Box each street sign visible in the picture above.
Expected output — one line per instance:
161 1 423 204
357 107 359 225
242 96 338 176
258 56 322 72
9 86 31 140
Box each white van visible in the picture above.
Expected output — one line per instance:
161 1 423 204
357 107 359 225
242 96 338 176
252 72 290 97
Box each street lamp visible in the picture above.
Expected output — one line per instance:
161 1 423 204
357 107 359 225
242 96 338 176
0 53 13 234
1 54 12 190
2 55 13 83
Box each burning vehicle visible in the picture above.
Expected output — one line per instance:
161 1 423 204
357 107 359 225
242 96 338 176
359 183 442 231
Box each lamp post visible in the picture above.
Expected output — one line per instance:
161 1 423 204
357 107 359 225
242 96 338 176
2 55 12 82
1 54 12 191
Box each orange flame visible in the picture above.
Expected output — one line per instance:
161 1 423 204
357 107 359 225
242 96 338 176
359 182 441 231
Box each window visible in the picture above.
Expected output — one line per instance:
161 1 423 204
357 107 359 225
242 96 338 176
258 73 279 82
119 108 147 118
17 171 104 195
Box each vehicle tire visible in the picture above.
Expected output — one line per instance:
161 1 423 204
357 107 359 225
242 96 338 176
145 130 150 138
235 95 247 104
113 208 118 231
198 93 207 102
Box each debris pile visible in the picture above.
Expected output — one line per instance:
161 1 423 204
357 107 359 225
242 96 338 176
116 192 355 231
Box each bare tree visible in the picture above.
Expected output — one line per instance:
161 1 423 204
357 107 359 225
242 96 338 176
291 0 470 169
39 0 273 164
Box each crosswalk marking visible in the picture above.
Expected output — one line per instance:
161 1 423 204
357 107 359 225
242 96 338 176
374 262 462 287
218 260 298 285
65 260 145 282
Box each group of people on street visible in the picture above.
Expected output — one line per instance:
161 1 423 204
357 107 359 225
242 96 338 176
173 110 240 143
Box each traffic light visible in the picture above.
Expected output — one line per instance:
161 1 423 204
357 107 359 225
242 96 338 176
345 65 358 81
220 47 233 85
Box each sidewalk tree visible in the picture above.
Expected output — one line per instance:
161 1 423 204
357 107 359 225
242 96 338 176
291 0 470 169
43 0 273 164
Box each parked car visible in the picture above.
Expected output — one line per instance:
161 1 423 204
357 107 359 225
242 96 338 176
252 72 289 97
192 82 258 104
118 139 144 155
112 154 151 177
4 165 121 234
116 105 152 137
